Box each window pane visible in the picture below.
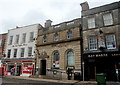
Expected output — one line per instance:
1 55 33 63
89 37 97 50
67 31 73 39
9 36 13 45
67 51 75 66
53 51 60 69
106 35 116 49
28 47 32 57
54 33 59 41
22 33 26 43
7 49 11 58
103 13 113 26
15 35 19 44
13 49 17 57
43 35 47 43
21 48 25 57
29 32 34 42
88 17 95 29
0 39 2 47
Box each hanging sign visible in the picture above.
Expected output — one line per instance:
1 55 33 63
98 36 105 49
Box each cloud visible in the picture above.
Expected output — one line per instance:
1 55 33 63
0 0 119 34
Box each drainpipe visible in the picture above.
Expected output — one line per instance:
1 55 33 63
79 24 84 81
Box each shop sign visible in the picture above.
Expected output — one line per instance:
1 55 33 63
112 53 120 56
88 53 120 58
12 43 27 47
98 36 105 49
6 60 34 63
22 65 33 74
88 54 108 58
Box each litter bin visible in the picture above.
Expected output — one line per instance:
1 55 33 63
74 72 80 80
96 73 106 85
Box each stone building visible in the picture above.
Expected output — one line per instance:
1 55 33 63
81 2 120 81
36 18 82 80
2 24 42 76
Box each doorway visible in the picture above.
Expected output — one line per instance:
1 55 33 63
16 65 21 76
40 60 46 75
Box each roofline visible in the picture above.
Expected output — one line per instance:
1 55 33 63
82 1 120 16
52 18 81 26
8 23 42 32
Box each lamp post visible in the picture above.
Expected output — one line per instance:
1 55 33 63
82 62 85 81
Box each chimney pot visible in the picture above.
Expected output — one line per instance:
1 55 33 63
45 20 52 28
80 2 89 11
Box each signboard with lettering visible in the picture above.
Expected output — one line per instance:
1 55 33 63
98 36 105 49
22 65 34 76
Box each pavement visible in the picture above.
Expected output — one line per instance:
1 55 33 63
2 75 120 85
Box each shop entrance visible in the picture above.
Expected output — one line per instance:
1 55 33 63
96 57 116 81
40 60 46 75
16 65 21 76
8 65 14 75
88 63 96 80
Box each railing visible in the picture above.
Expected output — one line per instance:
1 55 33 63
46 69 67 80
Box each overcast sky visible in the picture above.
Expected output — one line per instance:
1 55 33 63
0 0 119 34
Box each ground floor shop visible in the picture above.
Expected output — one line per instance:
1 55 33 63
83 51 120 81
2 58 35 76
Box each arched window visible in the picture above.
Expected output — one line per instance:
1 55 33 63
53 51 60 69
67 30 73 39
67 50 75 66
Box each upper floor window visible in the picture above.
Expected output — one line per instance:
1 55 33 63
67 30 73 39
54 25 60 29
7 49 11 58
29 32 34 42
28 47 32 57
21 48 25 57
43 35 47 43
13 49 17 57
67 50 75 66
103 13 113 26
0 39 2 47
54 33 59 41
15 35 19 44
89 37 97 50
9 36 13 45
88 17 95 29
0 52 2 56
105 34 116 49
53 51 60 69
22 33 26 43
66 21 74 25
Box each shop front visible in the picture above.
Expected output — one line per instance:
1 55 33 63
83 51 120 81
2 58 35 76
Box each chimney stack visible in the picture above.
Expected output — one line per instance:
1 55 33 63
45 20 52 28
80 2 89 11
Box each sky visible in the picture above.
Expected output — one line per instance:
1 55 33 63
0 0 119 34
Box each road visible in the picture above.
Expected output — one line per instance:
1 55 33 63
0 77 77 85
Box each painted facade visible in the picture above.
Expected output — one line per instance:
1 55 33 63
2 24 42 76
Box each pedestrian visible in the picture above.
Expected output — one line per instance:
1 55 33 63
10 68 13 75
11 68 15 76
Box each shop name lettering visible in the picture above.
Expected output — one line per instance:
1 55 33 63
88 54 108 58
88 53 120 58
12 44 27 47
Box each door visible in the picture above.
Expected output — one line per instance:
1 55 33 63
17 66 21 76
40 60 46 75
